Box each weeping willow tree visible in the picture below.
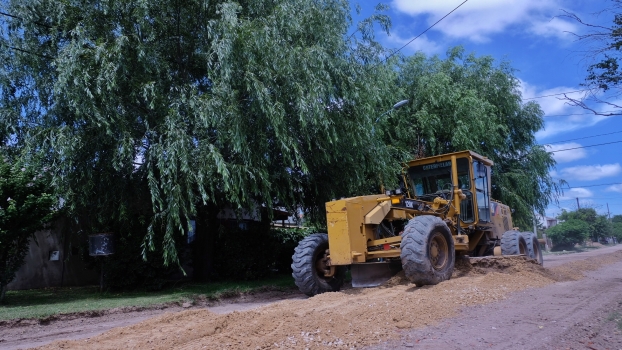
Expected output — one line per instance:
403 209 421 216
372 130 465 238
379 47 560 229
0 0 397 267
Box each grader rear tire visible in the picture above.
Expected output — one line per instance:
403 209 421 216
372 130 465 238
400 216 455 287
522 231 543 265
501 230 528 256
291 233 345 297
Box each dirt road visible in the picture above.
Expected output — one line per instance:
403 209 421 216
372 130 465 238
373 249 622 349
543 244 622 267
0 292 305 350
2 245 622 349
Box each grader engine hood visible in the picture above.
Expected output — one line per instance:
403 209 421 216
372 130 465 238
325 194 387 266
325 195 410 287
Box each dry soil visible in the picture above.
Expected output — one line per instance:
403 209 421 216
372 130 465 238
2 245 622 350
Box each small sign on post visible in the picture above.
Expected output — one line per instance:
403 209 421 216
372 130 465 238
88 233 114 291
88 233 115 256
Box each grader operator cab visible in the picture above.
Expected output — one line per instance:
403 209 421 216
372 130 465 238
292 150 543 296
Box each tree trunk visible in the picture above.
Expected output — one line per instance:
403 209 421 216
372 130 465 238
191 203 220 281
0 284 6 303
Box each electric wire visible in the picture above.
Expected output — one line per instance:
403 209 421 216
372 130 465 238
541 130 622 145
0 10 19 19
546 140 622 153
0 42 54 59
0 10 52 28
566 182 622 189
380 0 469 65
544 111 619 117
1 11 54 59
523 89 592 100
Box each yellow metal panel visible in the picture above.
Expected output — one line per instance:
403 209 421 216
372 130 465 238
468 231 485 251
451 156 461 217
386 209 409 220
364 200 391 224
326 194 386 265
406 150 493 167
366 249 401 258
367 236 402 247
453 235 469 251
454 243 469 251
326 200 352 265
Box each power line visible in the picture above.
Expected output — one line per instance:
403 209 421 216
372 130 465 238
380 0 469 64
566 182 622 189
0 10 52 28
1 11 54 59
0 10 20 20
558 196 622 200
523 89 591 100
0 42 54 59
544 110 620 117
547 140 622 153
541 130 622 145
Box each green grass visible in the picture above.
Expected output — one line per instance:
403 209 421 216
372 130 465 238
544 243 606 255
0 274 295 321
607 312 622 330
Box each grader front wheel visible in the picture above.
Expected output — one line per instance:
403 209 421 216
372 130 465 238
501 230 528 256
400 216 455 287
522 231 543 265
291 233 345 297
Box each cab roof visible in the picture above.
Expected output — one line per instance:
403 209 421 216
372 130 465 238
405 150 494 167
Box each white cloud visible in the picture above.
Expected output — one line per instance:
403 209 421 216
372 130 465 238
544 142 587 163
529 17 577 41
519 81 616 139
559 163 622 181
384 32 443 55
520 82 588 115
607 184 622 193
391 0 578 43
558 187 593 200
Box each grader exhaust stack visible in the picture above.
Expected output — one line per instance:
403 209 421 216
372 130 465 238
292 150 543 296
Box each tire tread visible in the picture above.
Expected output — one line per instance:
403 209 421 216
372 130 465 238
400 216 455 286
291 233 345 296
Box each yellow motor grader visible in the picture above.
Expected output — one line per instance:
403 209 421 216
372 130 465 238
292 150 543 296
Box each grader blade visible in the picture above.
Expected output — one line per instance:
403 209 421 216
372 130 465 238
351 261 402 288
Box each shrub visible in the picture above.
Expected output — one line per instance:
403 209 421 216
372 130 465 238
547 219 590 251
0 157 57 302
211 224 317 280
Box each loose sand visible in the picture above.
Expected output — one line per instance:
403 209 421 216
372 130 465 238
34 250 622 349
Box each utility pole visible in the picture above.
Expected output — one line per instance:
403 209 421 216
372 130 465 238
533 210 538 237
607 203 611 220
576 197 581 209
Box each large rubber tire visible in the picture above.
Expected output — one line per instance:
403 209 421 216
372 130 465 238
500 230 528 256
521 231 543 265
400 216 455 287
291 233 345 297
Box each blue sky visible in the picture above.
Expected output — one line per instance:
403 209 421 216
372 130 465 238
356 0 622 219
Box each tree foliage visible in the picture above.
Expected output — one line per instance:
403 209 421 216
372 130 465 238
0 0 394 266
562 1 622 114
546 219 591 249
379 47 560 229
0 1 560 270
558 208 612 242
612 215 622 241
0 153 57 302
